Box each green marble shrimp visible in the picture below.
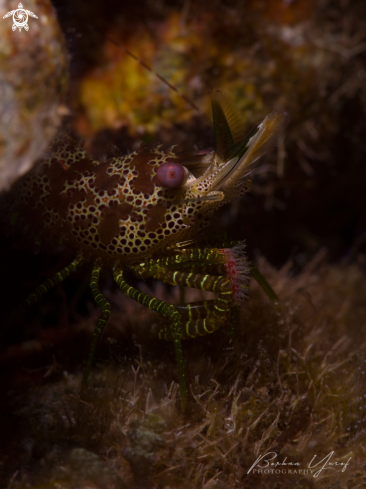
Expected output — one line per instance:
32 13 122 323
4 89 286 410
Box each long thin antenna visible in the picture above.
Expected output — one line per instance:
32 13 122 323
104 34 213 127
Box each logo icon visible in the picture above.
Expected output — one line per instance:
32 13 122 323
3 3 38 31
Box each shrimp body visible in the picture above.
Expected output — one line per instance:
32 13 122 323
5 90 286 410
12 139 215 263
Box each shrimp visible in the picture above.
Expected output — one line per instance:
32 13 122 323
3 83 286 411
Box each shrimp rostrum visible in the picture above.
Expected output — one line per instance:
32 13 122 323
4 89 287 410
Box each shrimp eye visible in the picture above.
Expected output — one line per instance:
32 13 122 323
156 162 187 189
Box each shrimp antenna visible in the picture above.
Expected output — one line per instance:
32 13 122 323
103 34 213 128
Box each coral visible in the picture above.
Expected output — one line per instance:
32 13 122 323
0 0 67 191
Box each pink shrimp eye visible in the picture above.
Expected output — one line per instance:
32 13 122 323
156 162 186 189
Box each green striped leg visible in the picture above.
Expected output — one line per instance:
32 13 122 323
131 248 227 279
113 266 187 411
82 261 111 388
147 267 241 338
178 300 240 341
154 292 233 340
3 254 84 333
143 268 234 294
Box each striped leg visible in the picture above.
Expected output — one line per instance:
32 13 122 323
132 247 229 279
144 241 249 341
82 261 111 388
132 241 249 303
3 254 84 334
164 301 241 341
147 269 234 292
113 267 187 412
153 293 232 340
